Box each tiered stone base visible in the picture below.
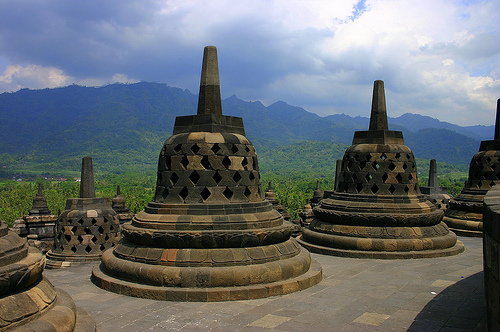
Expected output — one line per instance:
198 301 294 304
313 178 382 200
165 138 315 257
91 238 322 301
45 252 101 269
443 189 485 237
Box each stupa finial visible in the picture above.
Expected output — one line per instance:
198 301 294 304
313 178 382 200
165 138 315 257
37 183 43 195
116 185 121 196
197 46 222 115
428 159 438 187
495 99 500 140
79 156 95 198
369 80 388 131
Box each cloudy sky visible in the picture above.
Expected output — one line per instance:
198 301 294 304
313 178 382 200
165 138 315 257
0 0 498 126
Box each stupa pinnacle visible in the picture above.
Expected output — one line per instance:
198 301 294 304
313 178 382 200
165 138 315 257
92 46 321 301
298 80 464 258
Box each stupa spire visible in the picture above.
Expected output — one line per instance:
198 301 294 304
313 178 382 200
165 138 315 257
369 80 388 131
428 159 438 187
79 156 95 198
197 46 222 115
495 99 500 140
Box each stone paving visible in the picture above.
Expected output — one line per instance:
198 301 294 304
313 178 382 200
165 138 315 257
44 236 486 331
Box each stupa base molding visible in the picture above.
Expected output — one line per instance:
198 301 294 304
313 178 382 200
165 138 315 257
443 216 483 237
1 277 96 332
45 251 101 269
91 259 322 302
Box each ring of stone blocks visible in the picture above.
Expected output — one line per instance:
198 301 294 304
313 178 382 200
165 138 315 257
57 211 119 227
99 241 312 288
442 216 483 232
53 232 120 256
122 223 292 248
448 196 485 212
308 219 451 238
444 207 483 221
113 238 301 266
0 230 29 267
0 248 44 296
337 149 420 195
302 224 458 252
313 203 443 227
143 200 274 216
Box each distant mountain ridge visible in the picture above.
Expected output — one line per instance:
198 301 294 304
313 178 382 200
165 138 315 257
0 82 488 172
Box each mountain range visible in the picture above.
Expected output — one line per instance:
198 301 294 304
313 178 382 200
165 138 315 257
0 82 492 175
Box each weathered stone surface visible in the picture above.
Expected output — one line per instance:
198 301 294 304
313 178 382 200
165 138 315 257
420 159 452 210
112 185 134 224
46 157 120 268
444 99 500 236
92 46 321 301
298 80 463 259
0 220 95 331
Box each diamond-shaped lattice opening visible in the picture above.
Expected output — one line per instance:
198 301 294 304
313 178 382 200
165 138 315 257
98 226 104 234
231 145 239 154
388 162 396 171
201 156 211 170
477 180 483 189
396 173 403 183
486 157 492 163
381 153 387 160
201 187 211 200
65 234 71 242
233 171 242 183
213 171 222 184
174 144 183 153
381 173 388 182
71 226 78 234
360 161 367 169
57 233 62 240
77 235 84 243
403 163 408 170
162 188 169 199
245 145 251 153
408 173 413 180
491 181 496 187
71 246 77 253
110 224 115 231
356 183 363 193
77 218 85 225
180 156 189 169
365 174 372 182
91 235 98 243
211 143 221 154
346 160 352 171
91 218 97 225
249 172 255 181
389 185 396 194
104 234 110 241
85 245 92 253
84 227 92 235
223 187 233 200
371 183 379 194
395 153 401 159
189 171 201 184
479 164 485 170
170 172 179 185
404 185 410 193
373 163 380 171
100 244 106 251
353 153 359 161
60 245 65 251
179 187 189 200
222 156 231 169
244 187 252 197
191 144 201 154
242 158 249 169
492 164 497 171
366 154 372 161
352 173 357 181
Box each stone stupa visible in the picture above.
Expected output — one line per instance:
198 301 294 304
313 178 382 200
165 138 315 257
112 185 134 224
46 156 121 268
0 219 96 331
11 183 57 253
91 46 322 301
444 99 500 236
420 159 452 210
298 80 464 259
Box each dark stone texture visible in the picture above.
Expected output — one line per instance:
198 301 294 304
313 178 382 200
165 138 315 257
298 80 463 259
444 99 500 236
92 46 321 301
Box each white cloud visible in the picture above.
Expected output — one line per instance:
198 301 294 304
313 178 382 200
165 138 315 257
0 64 72 91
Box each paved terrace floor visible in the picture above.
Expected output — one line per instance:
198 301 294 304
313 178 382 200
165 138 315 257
44 236 486 332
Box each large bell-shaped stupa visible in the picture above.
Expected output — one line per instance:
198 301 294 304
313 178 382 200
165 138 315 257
444 99 500 236
298 80 464 259
91 46 322 301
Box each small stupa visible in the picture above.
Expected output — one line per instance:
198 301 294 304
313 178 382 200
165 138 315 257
444 99 500 236
0 219 96 330
265 182 292 221
92 46 321 301
11 183 57 253
112 185 134 224
298 80 464 258
420 159 452 210
45 156 121 268
299 181 323 228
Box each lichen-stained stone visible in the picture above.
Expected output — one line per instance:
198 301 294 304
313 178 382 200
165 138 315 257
91 46 322 301
444 99 500 237
297 80 464 259
46 157 120 268
0 220 96 331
